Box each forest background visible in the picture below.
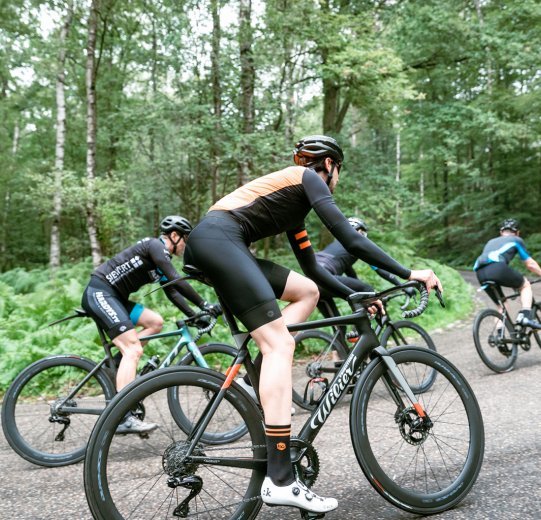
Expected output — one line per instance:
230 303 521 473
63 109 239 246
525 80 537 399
0 0 540 387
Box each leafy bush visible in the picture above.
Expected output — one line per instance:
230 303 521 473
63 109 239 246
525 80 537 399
0 252 473 395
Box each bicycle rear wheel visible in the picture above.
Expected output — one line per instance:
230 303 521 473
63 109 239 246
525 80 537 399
473 308 517 372
84 366 265 520
172 342 248 444
350 347 484 515
292 330 350 411
1 355 115 467
380 320 437 392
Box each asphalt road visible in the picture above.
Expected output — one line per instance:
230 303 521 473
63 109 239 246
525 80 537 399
1 273 540 520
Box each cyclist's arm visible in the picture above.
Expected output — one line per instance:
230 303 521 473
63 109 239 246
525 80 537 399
148 239 205 315
524 257 541 277
286 227 354 299
344 264 358 278
372 266 401 286
302 170 411 279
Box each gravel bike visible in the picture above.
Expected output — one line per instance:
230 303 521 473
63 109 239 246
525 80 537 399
293 291 438 410
473 279 541 373
1 308 240 467
84 269 484 520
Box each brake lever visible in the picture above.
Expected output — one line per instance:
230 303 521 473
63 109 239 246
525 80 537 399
435 287 445 308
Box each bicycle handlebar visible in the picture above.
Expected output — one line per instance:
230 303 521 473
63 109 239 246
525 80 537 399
347 281 444 319
178 309 222 342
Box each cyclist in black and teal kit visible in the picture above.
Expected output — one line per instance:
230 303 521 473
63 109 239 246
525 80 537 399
185 135 442 514
474 218 541 329
82 215 219 434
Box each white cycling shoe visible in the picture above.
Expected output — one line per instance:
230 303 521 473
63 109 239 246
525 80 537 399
261 476 338 513
237 379 296 415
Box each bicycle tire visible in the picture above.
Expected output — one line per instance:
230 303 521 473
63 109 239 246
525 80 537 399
532 303 541 348
350 347 484 514
84 366 265 520
292 329 350 411
1 355 115 467
171 342 248 444
380 320 438 392
473 308 517 372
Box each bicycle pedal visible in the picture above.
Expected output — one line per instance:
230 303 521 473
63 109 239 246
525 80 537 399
300 510 325 519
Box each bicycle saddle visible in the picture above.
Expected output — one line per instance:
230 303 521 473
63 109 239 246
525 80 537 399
183 265 211 285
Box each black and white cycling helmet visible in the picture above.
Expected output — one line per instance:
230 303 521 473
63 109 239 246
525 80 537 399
293 135 344 166
160 215 193 236
348 217 368 233
500 218 520 232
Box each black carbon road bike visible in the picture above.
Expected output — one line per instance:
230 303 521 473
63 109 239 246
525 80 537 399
84 269 484 520
1 308 241 467
293 291 438 410
473 279 541 373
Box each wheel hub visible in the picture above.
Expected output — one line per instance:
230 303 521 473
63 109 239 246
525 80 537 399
49 398 76 418
396 407 432 445
305 361 322 378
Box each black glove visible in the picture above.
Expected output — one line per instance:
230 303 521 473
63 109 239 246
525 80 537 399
194 314 213 329
403 287 416 298
200 301 222 317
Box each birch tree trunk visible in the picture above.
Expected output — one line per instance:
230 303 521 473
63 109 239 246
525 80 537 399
238 0 254 187
210 0 222 202
85 0 103 267
50 1 73 270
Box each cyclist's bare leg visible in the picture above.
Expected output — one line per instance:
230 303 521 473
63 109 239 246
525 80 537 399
279 271 320 327
112 330 144 391
250 317 294 425
519 278 533 310
135 308 164 345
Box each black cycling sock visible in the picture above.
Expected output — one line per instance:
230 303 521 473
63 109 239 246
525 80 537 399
519 308 532 319
265 423 295 486
243 352 263 385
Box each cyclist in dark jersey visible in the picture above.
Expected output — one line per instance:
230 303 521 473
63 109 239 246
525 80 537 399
474 218 541 328
316 216 416 355
184 135 442 514
82 215 219 433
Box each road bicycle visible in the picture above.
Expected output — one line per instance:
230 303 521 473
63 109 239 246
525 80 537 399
1 308 241 467
84 268 484 520
293 291 438 410
473 279 541 373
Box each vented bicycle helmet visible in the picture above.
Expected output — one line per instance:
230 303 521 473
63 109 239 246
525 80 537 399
293 135 344 166
348 217 368 233
500 218 520 232
160 215 193 236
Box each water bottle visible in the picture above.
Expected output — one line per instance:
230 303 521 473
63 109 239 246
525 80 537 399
140 355 160 376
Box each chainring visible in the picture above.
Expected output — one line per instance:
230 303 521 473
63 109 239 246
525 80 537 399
290 437 320 487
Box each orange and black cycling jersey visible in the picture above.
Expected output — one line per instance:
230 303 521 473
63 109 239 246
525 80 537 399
210 166 411 281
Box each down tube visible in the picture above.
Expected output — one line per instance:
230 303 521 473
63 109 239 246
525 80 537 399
298 318 379 443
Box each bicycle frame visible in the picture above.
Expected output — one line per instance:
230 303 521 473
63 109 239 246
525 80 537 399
54 321 209 416
183 302 426 466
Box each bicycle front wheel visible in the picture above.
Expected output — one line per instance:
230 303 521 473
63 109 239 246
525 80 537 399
1 355 115 467
293 330 350 411
532 303 541 348
473 308 517 372
350 347 484 515
84 366 266 520
172 342 248 444
380 320 437 392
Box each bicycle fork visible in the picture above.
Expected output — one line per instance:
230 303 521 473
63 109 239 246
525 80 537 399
374 347 433 440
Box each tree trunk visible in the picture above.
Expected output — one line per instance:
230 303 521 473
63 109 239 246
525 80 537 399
210 0 222 202
85 0 103 267
50 2 73 271
238 0 254 186
395 129 401 226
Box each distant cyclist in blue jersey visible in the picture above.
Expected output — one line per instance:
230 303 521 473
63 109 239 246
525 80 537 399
474 218 541 329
